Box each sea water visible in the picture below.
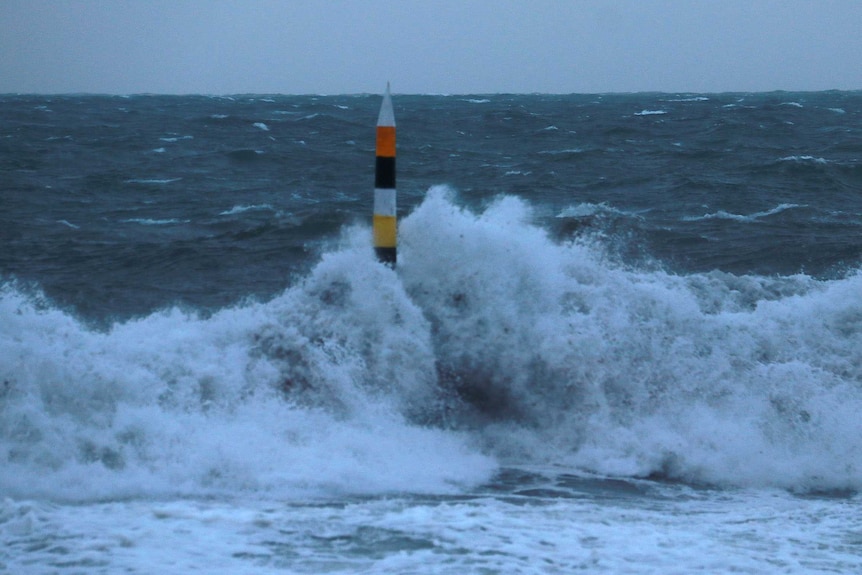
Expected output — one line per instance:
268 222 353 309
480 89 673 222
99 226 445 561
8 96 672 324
1 92 862 573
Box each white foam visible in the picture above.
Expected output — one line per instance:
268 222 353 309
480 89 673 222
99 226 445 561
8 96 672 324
556 202 632 219
218 204 275 216
3 487 860 573
634 110 667 116
683 203 802 223
0 249 494 501
2 189 862 496
399 188 862 490
124 178 182 185
538 148 584 155
253 122 269 131
120 218 189 225
778 155 829 164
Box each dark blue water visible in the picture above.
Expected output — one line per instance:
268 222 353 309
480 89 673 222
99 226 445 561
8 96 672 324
3 92 861 322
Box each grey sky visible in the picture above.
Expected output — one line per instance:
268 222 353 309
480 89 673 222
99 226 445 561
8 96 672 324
2 0 860 94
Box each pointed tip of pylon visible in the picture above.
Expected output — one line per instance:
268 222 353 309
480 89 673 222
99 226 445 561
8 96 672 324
377 82 395 127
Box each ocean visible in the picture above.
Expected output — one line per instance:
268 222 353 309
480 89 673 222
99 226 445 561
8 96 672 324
1 91 861 573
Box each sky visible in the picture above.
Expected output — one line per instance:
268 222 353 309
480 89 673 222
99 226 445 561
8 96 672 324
2 0 861 95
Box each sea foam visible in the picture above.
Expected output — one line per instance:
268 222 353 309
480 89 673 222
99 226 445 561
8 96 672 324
2 188 861 499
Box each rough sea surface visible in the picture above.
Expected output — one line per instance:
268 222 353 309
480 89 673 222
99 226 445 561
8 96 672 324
2 91 862 573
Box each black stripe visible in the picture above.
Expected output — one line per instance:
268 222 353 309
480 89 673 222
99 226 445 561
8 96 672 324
375 247 396 266
375 157 396 189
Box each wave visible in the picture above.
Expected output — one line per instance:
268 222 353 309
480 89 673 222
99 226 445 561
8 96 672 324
683 203 803 223
537 148 585 156
121 218 190 226
2 188 861 501
556 202 636 219
219 204 276 216
664 97 709 102
778 155 829 165
124 178 182 185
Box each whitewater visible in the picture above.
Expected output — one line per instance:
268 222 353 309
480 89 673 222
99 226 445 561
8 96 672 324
2 91 862 572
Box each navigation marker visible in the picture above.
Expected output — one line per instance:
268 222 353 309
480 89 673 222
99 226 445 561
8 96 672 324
374 83 397 265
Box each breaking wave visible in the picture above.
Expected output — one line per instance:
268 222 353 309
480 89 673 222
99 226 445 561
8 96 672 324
2 187 862 501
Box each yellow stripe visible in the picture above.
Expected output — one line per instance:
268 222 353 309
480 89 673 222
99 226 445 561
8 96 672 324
373 214 397 248
376 126 396 157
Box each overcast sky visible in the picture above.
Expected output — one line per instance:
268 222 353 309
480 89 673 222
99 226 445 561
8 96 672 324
2 0 861 95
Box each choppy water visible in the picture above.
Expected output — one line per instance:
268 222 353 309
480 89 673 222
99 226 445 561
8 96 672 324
2 91 862 573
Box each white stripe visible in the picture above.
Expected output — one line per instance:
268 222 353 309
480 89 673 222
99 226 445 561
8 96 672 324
377 83 396 127
374 188 397 216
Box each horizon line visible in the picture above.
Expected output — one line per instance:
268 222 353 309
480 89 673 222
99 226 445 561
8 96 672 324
2 88 860 98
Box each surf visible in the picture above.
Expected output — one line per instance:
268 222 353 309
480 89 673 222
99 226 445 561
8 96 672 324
2 187 862 501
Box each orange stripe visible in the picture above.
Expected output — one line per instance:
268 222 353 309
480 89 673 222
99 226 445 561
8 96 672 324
376 126 396 157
